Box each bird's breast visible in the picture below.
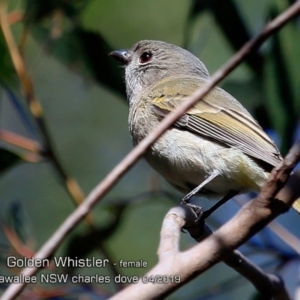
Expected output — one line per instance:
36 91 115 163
128 98 268 199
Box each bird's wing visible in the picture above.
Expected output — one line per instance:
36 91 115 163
150 76 282 167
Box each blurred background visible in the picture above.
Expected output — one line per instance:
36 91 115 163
0 0 300 299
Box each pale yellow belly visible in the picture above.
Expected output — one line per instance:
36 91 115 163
143 128 268 200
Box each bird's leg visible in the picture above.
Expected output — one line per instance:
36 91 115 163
202 190 238 219
181 191 238 234
180 170 220 204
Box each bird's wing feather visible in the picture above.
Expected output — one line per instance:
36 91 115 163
150 76 282 167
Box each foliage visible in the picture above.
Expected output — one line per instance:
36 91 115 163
0 148 23 174
0 0 300 299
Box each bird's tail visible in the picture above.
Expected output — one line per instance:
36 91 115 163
292 200 300 213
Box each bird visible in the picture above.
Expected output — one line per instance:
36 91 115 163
109 40 300 215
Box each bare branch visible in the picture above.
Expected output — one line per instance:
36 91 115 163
1 1 300 299
109 142 300 300
181 214 289 299
1 225 35 258
0 130 42 153
224 250 288 299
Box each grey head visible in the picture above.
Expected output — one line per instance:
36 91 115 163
109 40 209 102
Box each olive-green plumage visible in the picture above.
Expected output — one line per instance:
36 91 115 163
110 40 300 212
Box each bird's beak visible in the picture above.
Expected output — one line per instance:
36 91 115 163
109 49 131 65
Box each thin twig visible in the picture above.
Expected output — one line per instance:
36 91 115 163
161 205 290 298
0 129 42 153
268 222 300 255
0 1 85 206
235 197 300 256
1 225 35 258
1 1 300 299
186 214 290 299
0 2 122 286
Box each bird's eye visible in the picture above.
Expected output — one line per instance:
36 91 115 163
139 52 152 64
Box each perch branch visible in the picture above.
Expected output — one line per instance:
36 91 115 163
2 1 300 299
109 141 300 300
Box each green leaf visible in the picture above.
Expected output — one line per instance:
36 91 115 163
0 148 23 175
7 200 33 245
0 31 16 85
187 0 263 76
264 4 300 153
64 203 128 273
188 0 210 18
270 33 295 152
30 25 125 97
2 85 40 139
24 0 89 23
75 28 126 95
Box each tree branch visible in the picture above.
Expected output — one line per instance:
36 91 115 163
109 142 300 300
1 1 300 299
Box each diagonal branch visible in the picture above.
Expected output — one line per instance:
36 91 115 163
1 1 300 299
110 141 300 300
0 129 43 153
